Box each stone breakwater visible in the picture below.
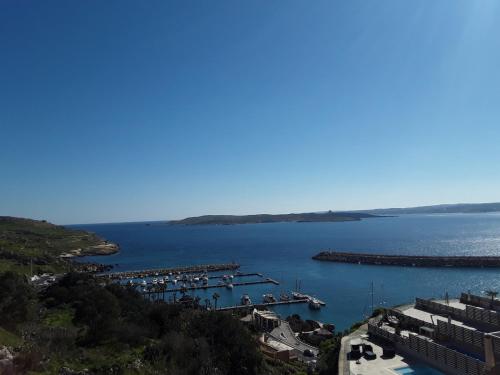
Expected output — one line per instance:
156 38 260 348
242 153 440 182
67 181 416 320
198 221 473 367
312 251 500 267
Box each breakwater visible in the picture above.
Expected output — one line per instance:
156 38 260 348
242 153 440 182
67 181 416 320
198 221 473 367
96 263 240 280
313 251 500 267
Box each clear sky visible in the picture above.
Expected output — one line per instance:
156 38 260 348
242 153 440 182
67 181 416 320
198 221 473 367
1 1 500 224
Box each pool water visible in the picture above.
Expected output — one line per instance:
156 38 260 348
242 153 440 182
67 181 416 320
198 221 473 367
393 365 444 375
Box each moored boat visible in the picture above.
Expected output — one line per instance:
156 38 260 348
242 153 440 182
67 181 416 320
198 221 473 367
241 294 252 305
262 294 276 303
292 291 308 300
279 293 290 302
308 297 321 310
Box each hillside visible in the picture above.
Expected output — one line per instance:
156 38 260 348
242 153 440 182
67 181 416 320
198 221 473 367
0 216 118 274
169 211 381 225
353 202 500 215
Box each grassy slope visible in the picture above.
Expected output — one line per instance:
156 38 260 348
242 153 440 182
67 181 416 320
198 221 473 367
0 216 110 275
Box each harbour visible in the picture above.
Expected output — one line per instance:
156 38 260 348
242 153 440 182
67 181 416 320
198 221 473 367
77 213 500 330
138 277 280 294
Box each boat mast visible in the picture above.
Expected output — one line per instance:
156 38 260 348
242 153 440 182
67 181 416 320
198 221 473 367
371 281 374 314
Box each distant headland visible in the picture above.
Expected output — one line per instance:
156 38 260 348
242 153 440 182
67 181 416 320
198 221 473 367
168 211 382 225
168 202 500 226
351 202 500 215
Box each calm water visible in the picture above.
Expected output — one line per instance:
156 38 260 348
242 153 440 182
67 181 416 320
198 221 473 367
74 213 500 330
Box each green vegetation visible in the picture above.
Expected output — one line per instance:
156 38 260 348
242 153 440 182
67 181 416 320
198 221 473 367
0 216 117 274
169 211 379 225
0 326 21 347
0 271 269 374
0 217 343 374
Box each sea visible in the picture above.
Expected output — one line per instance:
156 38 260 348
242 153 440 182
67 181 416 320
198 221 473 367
73 213 500 331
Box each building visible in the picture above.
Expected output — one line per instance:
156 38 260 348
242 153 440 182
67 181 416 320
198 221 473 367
366 292 500 375
252 309 281 331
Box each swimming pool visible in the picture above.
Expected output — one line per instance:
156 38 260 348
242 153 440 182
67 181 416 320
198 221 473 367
393 365 444 375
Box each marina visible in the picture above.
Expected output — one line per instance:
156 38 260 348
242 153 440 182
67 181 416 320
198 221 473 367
77 213 500 330
139 277 280 294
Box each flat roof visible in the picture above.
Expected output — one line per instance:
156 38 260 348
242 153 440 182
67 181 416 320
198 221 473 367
400 307 477 331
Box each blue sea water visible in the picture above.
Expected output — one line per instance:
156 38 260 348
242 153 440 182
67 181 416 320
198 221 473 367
393 365 443 374
73 213 500 330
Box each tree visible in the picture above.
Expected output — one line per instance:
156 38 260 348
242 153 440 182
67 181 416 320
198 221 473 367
212 292 220 310
0 272 35 328
486 290 498 301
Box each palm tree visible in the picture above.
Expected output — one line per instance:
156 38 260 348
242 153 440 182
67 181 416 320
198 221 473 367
486 290 498 302
212 292 220 310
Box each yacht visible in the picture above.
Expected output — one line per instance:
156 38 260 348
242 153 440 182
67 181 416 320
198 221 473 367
279 293 290 302
292 291 308 300
308 297 321 310
262 294 276 303
241 294 252 305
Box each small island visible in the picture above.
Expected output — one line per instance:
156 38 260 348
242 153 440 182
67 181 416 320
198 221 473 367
168 211 382 225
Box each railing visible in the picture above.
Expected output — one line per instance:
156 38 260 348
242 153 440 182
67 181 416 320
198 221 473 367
368 323 486 375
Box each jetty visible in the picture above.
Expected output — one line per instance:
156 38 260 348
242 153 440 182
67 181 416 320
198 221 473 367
313 251 500 268
96 263 240 280
217 299 308 311
140 278 279 294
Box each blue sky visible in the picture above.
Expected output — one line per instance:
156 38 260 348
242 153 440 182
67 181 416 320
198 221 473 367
1 1 500 224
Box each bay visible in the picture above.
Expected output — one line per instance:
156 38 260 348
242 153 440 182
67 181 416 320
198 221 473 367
74 213 500 330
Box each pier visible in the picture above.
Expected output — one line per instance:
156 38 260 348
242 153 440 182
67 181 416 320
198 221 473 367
217 299 309 311
313 251 500 268
96 263 240 280
140 278 279 294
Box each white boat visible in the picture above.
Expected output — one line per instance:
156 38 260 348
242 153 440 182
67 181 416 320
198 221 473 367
127 280 134 286
226 283 234 290
279 293 290 302
308 297 321 310
158 279 165 285
165 276 169 282
241 294 252 305
152 278 158 285
141 280 147 286
194 277 199 282
172 279 178 285
262 294 276 303
292 291 308 300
